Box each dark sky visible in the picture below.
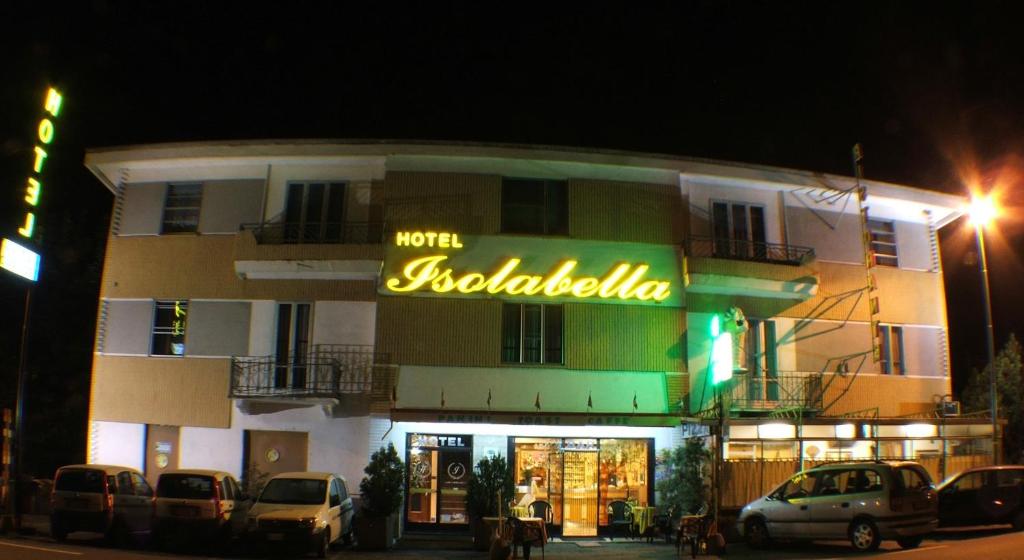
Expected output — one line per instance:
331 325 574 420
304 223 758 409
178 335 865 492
2 2 1023 474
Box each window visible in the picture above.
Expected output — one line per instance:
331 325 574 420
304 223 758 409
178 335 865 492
162 183 202 233
952 472 986 492
775 472 818 500
131 473 153 497
501 303 562 364
744 318 778 401
897 467 931 491
868 219 898 267
329 479 341 507
284 181 347 243
152 300 187 356
877 324 905 374
501 178 568 235
117 472 134 495
996 469 1024 488
711 201 767 259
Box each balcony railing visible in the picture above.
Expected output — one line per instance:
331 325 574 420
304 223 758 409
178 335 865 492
729 371 825 412
684 235 814 266
230 344 393 399
240 221 386 245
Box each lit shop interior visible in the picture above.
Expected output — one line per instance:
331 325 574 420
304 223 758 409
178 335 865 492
404 432 655 537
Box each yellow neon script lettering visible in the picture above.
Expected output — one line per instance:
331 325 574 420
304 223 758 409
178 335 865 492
32 146 48 173
18 213 35 238
386 255 671 302
44 88 63 117
37 119 54 144
25 178 40 206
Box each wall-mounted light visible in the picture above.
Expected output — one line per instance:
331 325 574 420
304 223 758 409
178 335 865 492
758 423 795 439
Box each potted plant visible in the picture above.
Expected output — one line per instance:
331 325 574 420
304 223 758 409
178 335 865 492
466 455 514 550
354 443 405 549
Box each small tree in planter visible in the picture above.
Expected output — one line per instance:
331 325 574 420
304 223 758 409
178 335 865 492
465 455 514 550
355 444 405 549
656 437 711 520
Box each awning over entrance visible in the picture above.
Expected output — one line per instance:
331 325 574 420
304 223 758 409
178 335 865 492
392 365 681 427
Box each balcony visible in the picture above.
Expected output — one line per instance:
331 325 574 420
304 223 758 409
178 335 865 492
241 221 386 245
233 222 385 280
728 371 825 415
683 236 819 301
230 345 396 407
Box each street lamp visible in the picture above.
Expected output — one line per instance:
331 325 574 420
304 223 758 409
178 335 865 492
968 194 999 463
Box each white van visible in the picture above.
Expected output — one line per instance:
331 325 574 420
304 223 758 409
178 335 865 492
246 472 354 558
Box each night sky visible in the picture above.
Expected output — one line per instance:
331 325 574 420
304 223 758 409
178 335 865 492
2 2 1023 475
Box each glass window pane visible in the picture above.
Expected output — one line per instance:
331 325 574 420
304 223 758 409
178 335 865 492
545 180 568 235
544 305 563 364
162 184 202 233
522 304 542 363
502 179 546 233
502 304 522 363
152 300 187 356
712 202 730 257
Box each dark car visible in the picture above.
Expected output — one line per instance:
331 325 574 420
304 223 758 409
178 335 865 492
937 465 1024 530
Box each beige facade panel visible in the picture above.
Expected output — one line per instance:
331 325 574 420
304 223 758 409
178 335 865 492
100 235 376 301
569 179 683 244
375 296 502 367
384 171 501 234
785 206 863 264
823 374 950 417
564 303 686 372
90 355 231 428
783 262 872 322
793 321 875 373
873 266 947 326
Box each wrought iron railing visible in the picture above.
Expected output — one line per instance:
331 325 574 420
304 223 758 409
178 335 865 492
230 344 393 399
240 221 386 245
729 371 825 412
684 235 814 265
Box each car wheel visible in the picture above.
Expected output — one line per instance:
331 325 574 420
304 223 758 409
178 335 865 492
317 527 330 558
745 518 769 549
848 519 881 552
897 535 923 549
1013 510 1024 531
51 519 68 542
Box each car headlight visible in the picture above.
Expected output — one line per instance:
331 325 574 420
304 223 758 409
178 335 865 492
299 517 317 528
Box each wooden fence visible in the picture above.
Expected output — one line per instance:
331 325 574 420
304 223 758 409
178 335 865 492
721 454 992 508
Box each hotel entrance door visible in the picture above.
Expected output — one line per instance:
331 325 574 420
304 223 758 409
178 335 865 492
562 448 598 536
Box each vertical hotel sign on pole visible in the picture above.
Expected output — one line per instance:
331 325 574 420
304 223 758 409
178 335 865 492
0 87 63 282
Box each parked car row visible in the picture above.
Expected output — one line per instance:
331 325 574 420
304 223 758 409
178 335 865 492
50 464 355 557
736 461 1024 552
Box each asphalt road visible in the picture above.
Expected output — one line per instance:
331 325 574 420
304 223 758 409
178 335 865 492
2 527 1024 560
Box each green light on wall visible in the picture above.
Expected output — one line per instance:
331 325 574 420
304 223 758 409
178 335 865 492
710 314 734 385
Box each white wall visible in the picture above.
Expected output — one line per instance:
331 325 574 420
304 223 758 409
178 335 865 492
248 301 277 356
175 405 371 488
90 421 146 471
312 302 377 346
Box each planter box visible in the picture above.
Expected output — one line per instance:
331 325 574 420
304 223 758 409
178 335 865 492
355 512 398 550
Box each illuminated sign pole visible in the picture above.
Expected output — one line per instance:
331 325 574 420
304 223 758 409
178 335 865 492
1 87 62 531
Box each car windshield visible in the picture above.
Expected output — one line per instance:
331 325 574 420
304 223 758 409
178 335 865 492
258 478 327 505
157 474 215 499
56 469 106 493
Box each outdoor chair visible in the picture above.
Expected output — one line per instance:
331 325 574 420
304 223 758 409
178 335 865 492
528 500 554 536
607 500 633 540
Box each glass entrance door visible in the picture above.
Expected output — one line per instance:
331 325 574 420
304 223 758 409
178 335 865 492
562 449 598 536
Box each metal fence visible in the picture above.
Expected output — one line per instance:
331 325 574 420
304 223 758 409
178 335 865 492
230 344 393 399
240 221 386 245
729 372 824 412
684 235 814 266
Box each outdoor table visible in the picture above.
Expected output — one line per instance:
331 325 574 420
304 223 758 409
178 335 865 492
631 506 656 537
511 505 530 517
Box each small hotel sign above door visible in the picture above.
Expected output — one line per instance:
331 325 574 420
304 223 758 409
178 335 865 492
382 230 684 307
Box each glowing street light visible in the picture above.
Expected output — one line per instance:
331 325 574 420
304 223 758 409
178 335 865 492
968 193 1000 462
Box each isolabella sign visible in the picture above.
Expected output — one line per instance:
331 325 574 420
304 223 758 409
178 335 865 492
381 230 684 307
0 87 63 282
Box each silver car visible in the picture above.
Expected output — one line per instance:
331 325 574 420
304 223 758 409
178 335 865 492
736 461 937 552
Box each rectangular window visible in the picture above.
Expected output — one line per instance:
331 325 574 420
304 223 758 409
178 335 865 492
152 300 187 356
284 181 347 243
711 201 768 259
501 303 563 365
501 178 568 235
868 219 899 267
744 319 779 401
877 324 905 374
161 183 202 233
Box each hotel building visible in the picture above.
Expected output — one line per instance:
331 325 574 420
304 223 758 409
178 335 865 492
83 141 984 534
